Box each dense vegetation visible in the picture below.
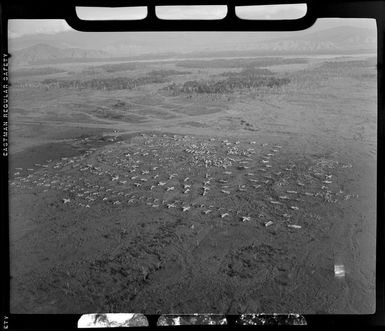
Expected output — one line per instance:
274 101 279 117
81 61 193 75
12 67 67 78
175 57 307 69
40 69 190 90
148 69 191 76
220 67 275 77
303 58 377 81
317 58 376 70
163 68 290 94
81 62 140 74
41 73 169 90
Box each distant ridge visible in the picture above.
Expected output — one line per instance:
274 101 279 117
11 43 109 65
9 26 376 66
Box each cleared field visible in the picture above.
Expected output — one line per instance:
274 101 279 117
9 55 376 314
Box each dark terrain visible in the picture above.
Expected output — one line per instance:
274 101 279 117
9 52 376 314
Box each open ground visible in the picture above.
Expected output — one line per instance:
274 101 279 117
9 54 376 314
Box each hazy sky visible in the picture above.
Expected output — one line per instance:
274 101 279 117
8 4 376 38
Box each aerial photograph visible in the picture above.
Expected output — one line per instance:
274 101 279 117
8 7 377 315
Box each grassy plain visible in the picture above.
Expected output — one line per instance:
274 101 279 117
9 54 376 314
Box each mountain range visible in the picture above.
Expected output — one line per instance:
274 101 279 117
9 25 377 66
